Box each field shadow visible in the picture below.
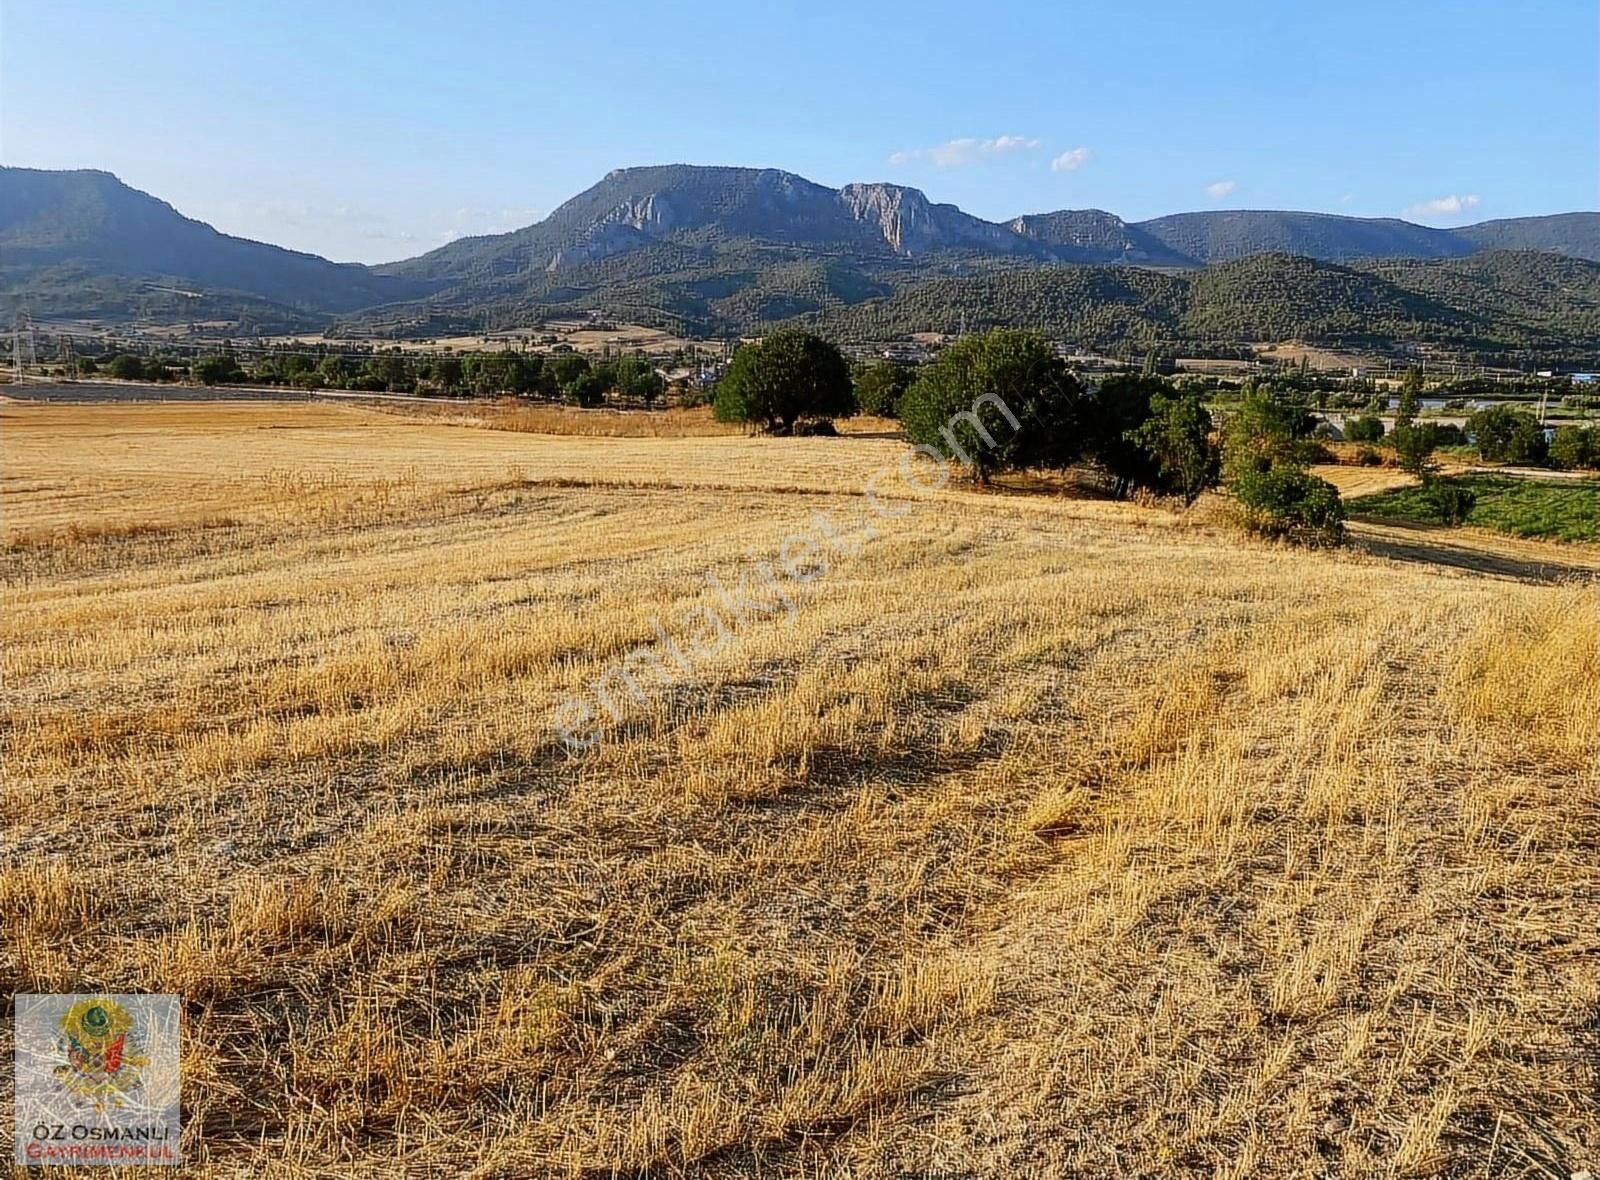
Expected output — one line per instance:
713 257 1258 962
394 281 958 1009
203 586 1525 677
1349 518 1599 584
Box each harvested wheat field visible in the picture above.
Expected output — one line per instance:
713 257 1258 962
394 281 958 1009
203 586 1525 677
2 401 1597 1177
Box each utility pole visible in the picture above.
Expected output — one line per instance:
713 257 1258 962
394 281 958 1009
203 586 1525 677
12 311 36 382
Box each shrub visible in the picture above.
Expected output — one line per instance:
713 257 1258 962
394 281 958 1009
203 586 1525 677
1232 465 1345 544
1345 414 1385 442
713 330 855 434
1355 446 1384 466
1424 478 1477 525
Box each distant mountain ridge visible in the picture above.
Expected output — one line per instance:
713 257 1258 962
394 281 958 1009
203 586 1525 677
379 165 1600 281
374 164 1061 285
1 164 1596 359
1133 210 1472 264
0 168 434 321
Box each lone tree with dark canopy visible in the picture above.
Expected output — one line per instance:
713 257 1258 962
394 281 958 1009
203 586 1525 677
713 330 855 434
899 329 1082 484
1083 374 1167 497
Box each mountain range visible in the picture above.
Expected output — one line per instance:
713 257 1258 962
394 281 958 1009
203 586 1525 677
2 164 1597 359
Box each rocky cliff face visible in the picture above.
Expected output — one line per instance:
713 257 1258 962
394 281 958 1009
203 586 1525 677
836 183 935 252
837 182 1033 255
1008 209 1194 265
544 220 652 270
526 166 1046 270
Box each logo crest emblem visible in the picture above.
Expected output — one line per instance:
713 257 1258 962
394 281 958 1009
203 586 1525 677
55 998 148 1110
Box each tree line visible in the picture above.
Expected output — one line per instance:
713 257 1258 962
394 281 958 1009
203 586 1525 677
714 329 1598 543
90 347 666 405
713 328 1350 542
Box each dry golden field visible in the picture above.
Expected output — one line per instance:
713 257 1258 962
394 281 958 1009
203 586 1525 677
2 401 1597 1177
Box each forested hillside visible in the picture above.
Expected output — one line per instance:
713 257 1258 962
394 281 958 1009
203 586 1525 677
804 251 1600 361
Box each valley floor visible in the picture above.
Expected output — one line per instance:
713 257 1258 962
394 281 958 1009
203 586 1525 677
1 403 1596 1177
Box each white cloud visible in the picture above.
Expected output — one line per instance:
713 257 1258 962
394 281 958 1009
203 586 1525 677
1404 193 1482 219
1205 180 1238 200
1049 147 1093 173
889 135 1040 168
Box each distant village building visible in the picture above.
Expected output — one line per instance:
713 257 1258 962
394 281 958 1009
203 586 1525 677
881 344 931 364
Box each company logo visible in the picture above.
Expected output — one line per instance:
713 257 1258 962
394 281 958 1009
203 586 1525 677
14 994 181 1167
55 998 148 1110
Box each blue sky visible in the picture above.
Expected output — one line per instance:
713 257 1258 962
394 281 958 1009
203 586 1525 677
3 0 1594 263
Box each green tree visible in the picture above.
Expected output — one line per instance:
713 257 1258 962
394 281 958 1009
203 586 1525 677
194 353 245 384
1344 414 1385 442
564 370 607 408
1222 384 1318 478
1396 367 1425 425
367 352 414 393
611 355 665 405
432 356 466 393
1548 425 1597 471
1126 391 1220 504
854 361 914 418
547 353 592 395
462 351 539 397
107 354 145 381
1083 375 1165 497
1468 405 1547 464
713 330 855 435
317 354 351 388
899 330 1082 483
1224 383 1343 543
1390 420 1440 478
